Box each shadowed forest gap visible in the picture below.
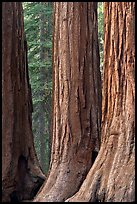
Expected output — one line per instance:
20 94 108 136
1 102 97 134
23 2 104 174
23 2 53 173
97 2 104 79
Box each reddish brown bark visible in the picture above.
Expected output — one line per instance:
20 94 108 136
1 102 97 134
66 2 135 202
2 2 45 202
34 2 101 202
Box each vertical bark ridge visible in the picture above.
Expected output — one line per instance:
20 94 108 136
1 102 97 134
66 2 135 202
34 2 101 202
2 3 45 202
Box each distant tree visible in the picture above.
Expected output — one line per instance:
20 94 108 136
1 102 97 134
97 2 104 76
66 2 135 202
34 2 101 202
2 2 45 202
23 2 53 173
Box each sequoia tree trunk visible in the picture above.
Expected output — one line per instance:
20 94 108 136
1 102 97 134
66 2 135 202
34 2 101 202
2 2 45 202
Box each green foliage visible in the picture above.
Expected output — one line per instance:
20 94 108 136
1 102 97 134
98 2 104 75
23 2 52 173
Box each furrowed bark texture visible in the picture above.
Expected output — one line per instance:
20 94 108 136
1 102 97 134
2 2 45 202
66 2 135 202
34 2 101 202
